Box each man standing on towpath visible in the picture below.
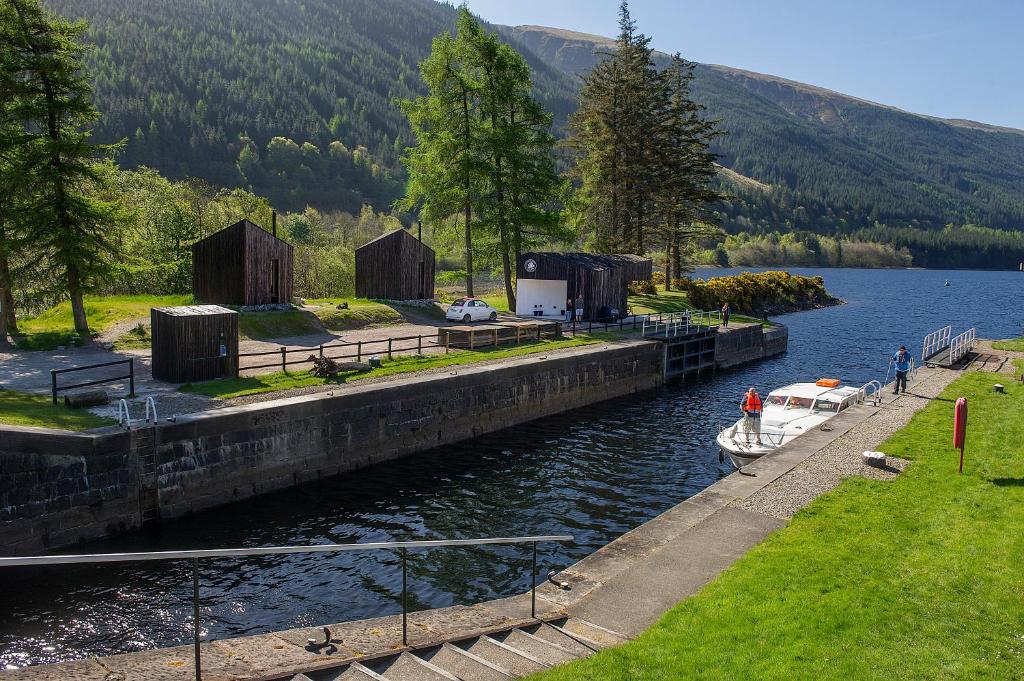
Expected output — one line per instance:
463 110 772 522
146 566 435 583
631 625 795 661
892 345 911 394
740 387 763 445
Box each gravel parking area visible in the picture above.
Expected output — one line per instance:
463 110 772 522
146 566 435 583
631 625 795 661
740 366 963 519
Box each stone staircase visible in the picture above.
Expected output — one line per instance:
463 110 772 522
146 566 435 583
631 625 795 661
283 617 626 681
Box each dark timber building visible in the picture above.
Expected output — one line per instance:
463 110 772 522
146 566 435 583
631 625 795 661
516 252 653 321
355 228 436 300
192 219 294 306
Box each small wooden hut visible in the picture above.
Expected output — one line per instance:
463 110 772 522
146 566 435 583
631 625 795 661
151 305 238 382
192 219 293 306
355 228 435 300
516 252 653 321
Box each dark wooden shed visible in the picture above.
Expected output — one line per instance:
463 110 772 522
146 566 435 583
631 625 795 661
355 228 436 300
517 252 653 321
151 305 239 383
192 219 294 306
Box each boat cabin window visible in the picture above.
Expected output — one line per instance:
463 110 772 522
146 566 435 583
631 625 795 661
812 400 839 413
786 397 814 410
765 395 788 407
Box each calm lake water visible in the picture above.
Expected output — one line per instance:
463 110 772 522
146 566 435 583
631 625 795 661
1 267 1021 667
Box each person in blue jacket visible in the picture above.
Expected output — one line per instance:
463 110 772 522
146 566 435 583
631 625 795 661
892 345 911 394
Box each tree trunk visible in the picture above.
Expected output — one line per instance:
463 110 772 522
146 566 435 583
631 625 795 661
67 263 90 335
672 228 682 285
664 239 673 291
0 226 17 340
501 240 515 312
463 200 474 297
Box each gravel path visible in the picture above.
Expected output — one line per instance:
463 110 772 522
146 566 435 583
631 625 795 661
740 366 963 520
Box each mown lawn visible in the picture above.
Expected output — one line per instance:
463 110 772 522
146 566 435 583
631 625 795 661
528 370 1024 680
992 336 1024 352
0 390 115 430
15 294 192 350
180 335 607 399
629 287 773 326
307 298 407 331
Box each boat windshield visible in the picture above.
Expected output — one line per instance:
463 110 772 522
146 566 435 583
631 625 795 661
765 395 788 407
785 397 814 410
812 400 839 413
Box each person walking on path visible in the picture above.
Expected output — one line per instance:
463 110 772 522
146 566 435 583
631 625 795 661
740 387 763 445
575 294 584 322
721 302 731 327
565 297 574 323
892 345 911 394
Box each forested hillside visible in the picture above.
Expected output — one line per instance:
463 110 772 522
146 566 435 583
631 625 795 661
509 25 1024 235
44 0 577 213
39 0 1024 268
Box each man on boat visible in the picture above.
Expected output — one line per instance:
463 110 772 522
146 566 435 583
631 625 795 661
892 345 911 394
740 387 763 445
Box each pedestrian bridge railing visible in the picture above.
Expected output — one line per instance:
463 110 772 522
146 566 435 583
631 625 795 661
641 310 722 338
922 325 952 362
949 328 977 365
0 534 573 681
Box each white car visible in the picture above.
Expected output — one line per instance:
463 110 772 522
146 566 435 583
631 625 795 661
446 298 499 323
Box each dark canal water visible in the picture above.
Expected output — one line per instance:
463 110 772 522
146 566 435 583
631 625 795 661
1 268 1021 668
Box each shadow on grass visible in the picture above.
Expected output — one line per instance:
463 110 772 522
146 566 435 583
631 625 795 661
991 477 1024 487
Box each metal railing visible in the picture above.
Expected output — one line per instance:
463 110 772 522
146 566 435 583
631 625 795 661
949 328 977 365
51 358 134 404
0 535 573 681
921 325 952 362
640 310 723 338
858 380 883 405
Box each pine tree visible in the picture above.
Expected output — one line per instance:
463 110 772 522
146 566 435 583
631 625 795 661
6 0 123 335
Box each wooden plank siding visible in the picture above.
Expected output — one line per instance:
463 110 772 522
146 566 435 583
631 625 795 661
192 219 293 306
151 305 239 383
517 253 653 321
355 228 436 300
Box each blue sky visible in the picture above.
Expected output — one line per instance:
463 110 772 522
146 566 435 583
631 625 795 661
464 0 1024 130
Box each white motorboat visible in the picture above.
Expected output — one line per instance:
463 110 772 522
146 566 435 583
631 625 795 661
716 380 879 469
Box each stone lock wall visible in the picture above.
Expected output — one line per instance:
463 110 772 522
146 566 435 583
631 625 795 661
714 324 789 370
0 341 664 555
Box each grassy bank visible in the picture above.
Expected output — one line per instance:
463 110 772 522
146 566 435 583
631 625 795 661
181 335 607 399
15 295 192 350
992 336 1024 352
528 369 1024 680
0 390 115 430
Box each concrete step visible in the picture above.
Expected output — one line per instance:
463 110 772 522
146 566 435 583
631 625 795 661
525 622 602 657
319 661 389 681
422 643 513 680
369 651 457 681
497 629 579 666
457 635 548 676
555 618 628 648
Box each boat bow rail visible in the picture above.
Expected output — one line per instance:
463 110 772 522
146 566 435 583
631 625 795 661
0 535 574 681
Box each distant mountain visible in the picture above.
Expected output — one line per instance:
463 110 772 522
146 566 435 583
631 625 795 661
506 25 1024 235
42 1 1024 237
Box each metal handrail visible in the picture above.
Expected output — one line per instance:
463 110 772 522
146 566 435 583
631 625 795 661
949 328 977 365
641 309 722 338
144 396 158 424
922 325 952 362
51 358 135 404
0 535 573 681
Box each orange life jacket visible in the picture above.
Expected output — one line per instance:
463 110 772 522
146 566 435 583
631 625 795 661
742 392 762 413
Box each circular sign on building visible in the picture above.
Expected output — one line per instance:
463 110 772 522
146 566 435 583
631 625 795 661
524 258 538 273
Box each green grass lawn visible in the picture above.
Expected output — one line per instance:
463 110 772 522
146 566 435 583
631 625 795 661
307 298 406 331
0 390 115 430
15 294 192 350
992 336 1024 352
180 335 606 399
528 370 1024 680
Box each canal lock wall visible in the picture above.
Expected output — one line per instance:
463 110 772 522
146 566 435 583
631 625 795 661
0 324 787 555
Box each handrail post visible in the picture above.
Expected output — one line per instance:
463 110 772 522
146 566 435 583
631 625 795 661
128 359 136 398
417 335 422 355
388 338 393 360
531 541 538 619
193 557 202 681
280 347 287 373
357 340 362 362
401 547 408 646
51 369 58 405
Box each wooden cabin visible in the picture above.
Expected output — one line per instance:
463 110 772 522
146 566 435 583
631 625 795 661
355 228 436 300
151 305 238 382
516 252 653 321
192 219 294 306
